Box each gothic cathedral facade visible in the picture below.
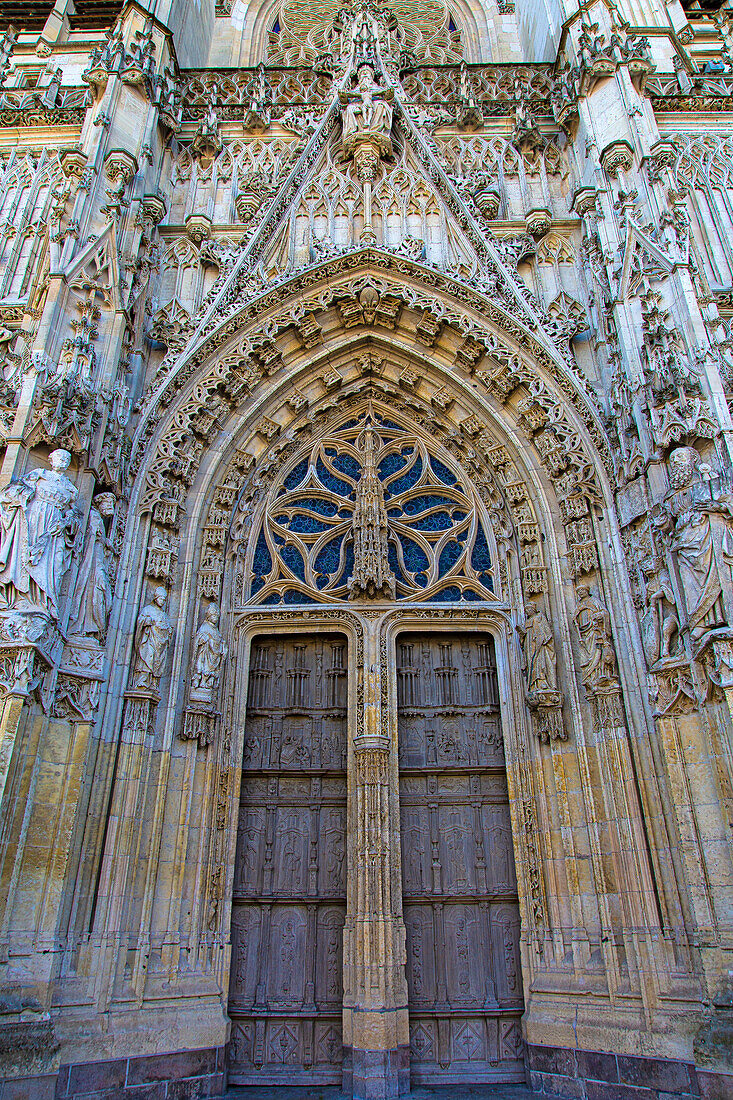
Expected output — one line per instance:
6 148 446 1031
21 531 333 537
0 0 731 1096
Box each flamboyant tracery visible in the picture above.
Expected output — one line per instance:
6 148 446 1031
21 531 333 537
247 404 495 604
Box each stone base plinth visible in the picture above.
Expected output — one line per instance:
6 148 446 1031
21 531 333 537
54 1046 225 1099
529 1043 701 1098
344 1045 410 1100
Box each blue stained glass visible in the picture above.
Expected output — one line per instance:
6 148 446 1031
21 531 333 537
380 419 404 431
427 585 462 602
251 576 264 596
411 510 454 532
342 541 355 585
402 494 456 515
273 533 285 546
283 589 317 604
281 544 306 581
314 534 344 575
331 452 362 480
387 508 402 518
252 529 272 576
387 456 423 496
398 534 429 573
337 418 360 431
471 522 492 573
379 452 409 480
281 513 333 534
285 497 338 517
283 459 308 491
388 541 409 586
316 457 351 496
438 539 463 574
462 588 482 601
415 572 428 587
263 592 281 605
429 457 457 486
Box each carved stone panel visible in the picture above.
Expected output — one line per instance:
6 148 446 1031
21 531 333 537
398 632 524 1085
228 634 347 1085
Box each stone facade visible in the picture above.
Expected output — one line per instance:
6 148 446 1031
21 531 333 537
0 0 733 1096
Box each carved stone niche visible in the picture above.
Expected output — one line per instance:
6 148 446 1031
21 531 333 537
526 689 566 742
0 611 62 701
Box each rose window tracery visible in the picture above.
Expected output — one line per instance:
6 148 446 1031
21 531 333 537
246 406 496 604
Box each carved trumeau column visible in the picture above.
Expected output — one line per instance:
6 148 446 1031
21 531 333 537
343 612 409 1100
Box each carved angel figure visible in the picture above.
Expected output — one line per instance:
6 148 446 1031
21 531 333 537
131 586 173 692
518 602 558 694
68 493 116 639
0 448 79 620
340 63 394 156
574 585 618 690
190 604 228 705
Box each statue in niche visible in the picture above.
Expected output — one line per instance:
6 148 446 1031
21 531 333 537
666 446 733 642
189 604 228 705
340 63 394 158
0 448 79 620
518 602 559 694
131 586 174 692
68 493 116 640
574 585 618 690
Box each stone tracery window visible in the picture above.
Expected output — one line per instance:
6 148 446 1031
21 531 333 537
247 406 496 604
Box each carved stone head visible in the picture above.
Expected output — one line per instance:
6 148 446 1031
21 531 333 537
93 492 116 517
668 446 699 490
153 585 167 608
50 448 72 472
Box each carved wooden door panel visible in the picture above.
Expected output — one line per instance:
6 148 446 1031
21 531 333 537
228 634 348 1085
398 632 525 1085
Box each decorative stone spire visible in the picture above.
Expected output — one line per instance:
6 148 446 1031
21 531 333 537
348 408 396 599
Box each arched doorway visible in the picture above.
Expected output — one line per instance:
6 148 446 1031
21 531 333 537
224 403 526 1089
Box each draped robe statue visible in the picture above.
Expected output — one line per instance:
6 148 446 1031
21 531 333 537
69 493 115 639
340 64 394 158
131 586 174 692
519 602 558 694
190 605 227 705
0 448 79 620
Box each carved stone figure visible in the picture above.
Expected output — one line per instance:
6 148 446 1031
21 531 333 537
189 604 228 705
574 585 618 690
340 63 394 158
672 501 733 641
68 493 116 639
0 448 79 620
131 586 174 692
640 559 679 662
518 602 558 693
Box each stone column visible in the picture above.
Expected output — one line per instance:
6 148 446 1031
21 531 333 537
343 612 409 1100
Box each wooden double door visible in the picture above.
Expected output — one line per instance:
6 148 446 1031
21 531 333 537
227 629 524 1087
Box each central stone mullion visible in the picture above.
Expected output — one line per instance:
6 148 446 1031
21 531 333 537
343 612 409 1100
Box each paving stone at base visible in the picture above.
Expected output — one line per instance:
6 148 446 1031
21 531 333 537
54 1047 225 1099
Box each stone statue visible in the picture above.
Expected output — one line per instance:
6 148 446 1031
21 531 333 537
68 493 116 639
640 559 679 662
340 63 394 157
189 604 228 705
518 602 558 694
574 585 618 690
131 586 174 692
672 501 733 641
0 448 79 620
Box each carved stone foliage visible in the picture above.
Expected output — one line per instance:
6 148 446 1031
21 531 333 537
244 404 497 606
228 634 346 1085
398 632 524 1081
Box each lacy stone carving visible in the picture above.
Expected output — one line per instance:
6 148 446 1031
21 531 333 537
0 449 79 621
131 586 174 692
189 604 228 705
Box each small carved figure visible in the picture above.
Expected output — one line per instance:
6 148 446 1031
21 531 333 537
131 586 173 692
640 559 679 661
672 502 733 641
189 604 228 705
0 448 79 620
574 584 618 690
518 602 558 694
340 63 394 157
68 493 116 639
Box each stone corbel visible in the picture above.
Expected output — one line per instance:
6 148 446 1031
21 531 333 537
526 689 566 742
180 705 218 749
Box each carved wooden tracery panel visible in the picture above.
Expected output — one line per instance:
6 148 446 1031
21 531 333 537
228 633 347 1085
398 631 525 1084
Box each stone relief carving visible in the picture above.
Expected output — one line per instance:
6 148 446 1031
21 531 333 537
574 584 618 693
131 586 173 692
518 602 566 743
0 448 79 621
